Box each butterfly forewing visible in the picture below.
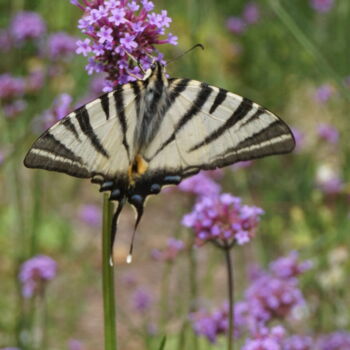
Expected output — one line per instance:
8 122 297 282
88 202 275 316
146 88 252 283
24 83 143 180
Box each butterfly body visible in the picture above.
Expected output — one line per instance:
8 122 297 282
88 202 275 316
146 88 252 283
24 61 295 256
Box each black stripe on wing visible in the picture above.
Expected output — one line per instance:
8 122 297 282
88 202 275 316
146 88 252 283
114 86 131 160
62 118 81 142
151 82 213 159
189 97 253 152
209 88 227 114
100 93 110 120
75 106 110 158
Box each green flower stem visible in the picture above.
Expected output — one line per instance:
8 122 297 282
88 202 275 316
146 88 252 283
102 194 117 350
224 247 234 350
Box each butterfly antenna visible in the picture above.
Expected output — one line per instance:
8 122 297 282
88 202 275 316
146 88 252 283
127 201 144 264
110 198 125 266
167 43 205 65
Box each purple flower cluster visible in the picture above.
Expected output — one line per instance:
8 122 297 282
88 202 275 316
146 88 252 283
182 193 264 247
227 2 260 35
242 326 285 350
314 84 334 103
151 238 185 262
178 172 221 197
269 251 313 279
10 11 46 42
318 332 350 350
132 288 153 313
47 32 77 60
79 204 102 227
19 255 57 298
317 123 339 144
72 0 178 90
284 335 314 350
0 74 26 118
310 0 335 13
40 93 73 130
190 302 246 343
291 128 305 153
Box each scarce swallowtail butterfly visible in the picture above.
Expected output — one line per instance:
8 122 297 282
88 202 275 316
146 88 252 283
24 61 295 261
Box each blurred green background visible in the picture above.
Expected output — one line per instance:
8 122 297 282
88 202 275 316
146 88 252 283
1 0 349 349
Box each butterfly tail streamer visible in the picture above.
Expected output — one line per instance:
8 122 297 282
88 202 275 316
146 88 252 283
127 199 145 264
110 198 126 265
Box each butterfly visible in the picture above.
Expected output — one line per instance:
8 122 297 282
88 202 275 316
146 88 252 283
24 61 295 261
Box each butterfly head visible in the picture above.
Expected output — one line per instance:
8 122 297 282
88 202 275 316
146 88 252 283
142 61 167 83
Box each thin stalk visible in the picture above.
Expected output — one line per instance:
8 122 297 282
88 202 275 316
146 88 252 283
224 247 234 350
102 195 117 350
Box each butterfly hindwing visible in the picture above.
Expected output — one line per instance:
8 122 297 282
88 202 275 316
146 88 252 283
24 82 144 180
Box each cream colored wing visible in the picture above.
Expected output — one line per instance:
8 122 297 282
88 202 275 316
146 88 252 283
24 81 144 180
143 78 295 179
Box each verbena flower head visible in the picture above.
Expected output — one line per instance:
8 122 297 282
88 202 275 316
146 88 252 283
182 193 264 247
269 252 313 279
0 74 25 101
190 302 246 343
68 339 85 350
47 32 77 60
291 128 305 152
132 288 153 313
314 84 334 103
10 11 46 42
178 172 221 197
243 2 260 24
151 238 185 262
245 274 304 325
242 326 286 350
40 93 73 129
284 335 314 350
72 0 178 90
19 255 57 298
317 332 350 350
227 17 247 35
317 123 339 144
310 0 334 13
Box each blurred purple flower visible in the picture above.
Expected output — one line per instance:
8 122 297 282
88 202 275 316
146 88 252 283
47 32 77 60
245 273 305 325
227 17 247 34
316 164 343 195
291 128 305 152
121 273 138 288
2 99 27 118
178 172 221 197
317 123 339 144
284 335 314 350
269 251 313 279
314 84 334 103
190 302 246 343
72 0 178 90
317 332 350 350
182 193 263 247
68 339 85 350
310 0 334 13
79 204 102 227
90 75 107 97
0 348 20 350
132 288 153 312
0 74 25 100
19 255 57 298
41 93 73 129
242 326 286 350
152 238 185 262
0 151 5 165
243 2 260 24
10 11 46 41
